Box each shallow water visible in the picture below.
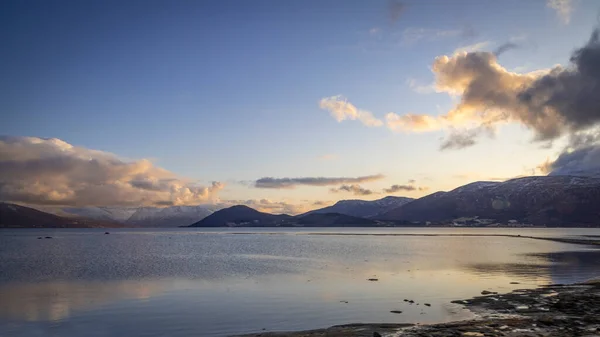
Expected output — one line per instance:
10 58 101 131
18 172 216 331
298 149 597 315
1 228 599 337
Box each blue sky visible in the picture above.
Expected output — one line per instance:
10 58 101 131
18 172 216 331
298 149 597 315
2 0 599 212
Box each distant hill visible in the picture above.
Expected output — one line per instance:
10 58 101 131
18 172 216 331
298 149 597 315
294 213 378 226
379 176 600 226
37 205 215 227
126 206 214 227
0 203 124 228
189 205 292 227
303 196 414 218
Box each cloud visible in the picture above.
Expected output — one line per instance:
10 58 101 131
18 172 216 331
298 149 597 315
254 174 384 189
407 78 436 94
324 27 600 150
0 136 223 207
493 42 519 56
440 126 495 150
547 0 574 24
388 0 405 24
330 184 374 196
543 129 600 177
402 27 463 45
319 96 383 127
383 184 428 193
385 112 443 132
453 41 491 54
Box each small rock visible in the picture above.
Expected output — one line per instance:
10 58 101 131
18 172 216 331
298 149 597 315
390 310 403 314
37 237 42 239
408 300 415 304
373 332 382 337
510 281 520 284
44 236 52 239
481 290 497 295
104 232 110 234
403 299 409 302
424 303 431 306
368 278 379 281
340 300 348 304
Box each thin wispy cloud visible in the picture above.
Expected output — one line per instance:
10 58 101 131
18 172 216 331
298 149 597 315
319 96 383 127
402 27 463 45
254 174 385 189
388 0 406 24
547 0 575 24
330 184 375 196
453 41 490 54
0 136 223 207
407 78 436 94
383 183 428 193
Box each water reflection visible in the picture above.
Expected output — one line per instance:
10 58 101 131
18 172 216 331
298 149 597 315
465 249 600 284
0 229 598 337
0 280 166 322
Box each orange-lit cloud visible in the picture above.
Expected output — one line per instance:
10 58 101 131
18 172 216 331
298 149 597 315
255 174 385 189
0 136 223 207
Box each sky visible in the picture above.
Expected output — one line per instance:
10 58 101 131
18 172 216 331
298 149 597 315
2 0 600 214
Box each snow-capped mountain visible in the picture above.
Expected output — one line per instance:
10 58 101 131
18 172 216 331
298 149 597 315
60 207 138 223
127 205 214 227
379 176 600 226
303 196 414 218
38 205 215 227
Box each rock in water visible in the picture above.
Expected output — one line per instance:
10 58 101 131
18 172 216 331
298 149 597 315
104 232 110 234
373 332 382 337
368 278 379 281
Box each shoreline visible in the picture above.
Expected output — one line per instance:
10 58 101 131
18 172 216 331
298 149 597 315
234 280 600 337
234 238 600 337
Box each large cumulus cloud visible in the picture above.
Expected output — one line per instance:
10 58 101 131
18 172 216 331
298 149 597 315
321 27 600 151
0 136 223 207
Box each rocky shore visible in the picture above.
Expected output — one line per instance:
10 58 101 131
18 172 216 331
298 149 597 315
235 280 600 337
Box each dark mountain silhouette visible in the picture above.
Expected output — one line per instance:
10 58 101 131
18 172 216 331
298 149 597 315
189 205 292 227
303 196 413 218
0 202 124 228
379 176 600 226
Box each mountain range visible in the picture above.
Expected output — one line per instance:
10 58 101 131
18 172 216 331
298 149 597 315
35 205 216 227
301 196 413 218
188 205 379 227
379 176 600 226
0 203 125 228
3 175 600 228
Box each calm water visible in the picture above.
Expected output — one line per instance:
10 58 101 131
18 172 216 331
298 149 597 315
1 228 600 337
